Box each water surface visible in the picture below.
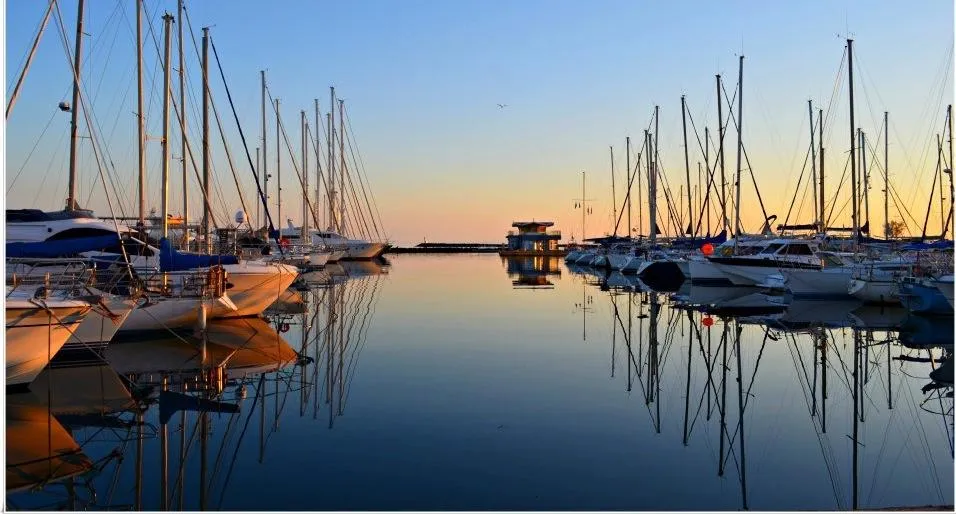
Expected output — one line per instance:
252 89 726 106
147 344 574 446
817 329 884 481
6 254 954 511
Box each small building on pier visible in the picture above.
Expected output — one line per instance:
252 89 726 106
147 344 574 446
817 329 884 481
500 221 565 256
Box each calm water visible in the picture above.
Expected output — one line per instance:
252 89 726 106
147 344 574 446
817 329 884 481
6 254 954 511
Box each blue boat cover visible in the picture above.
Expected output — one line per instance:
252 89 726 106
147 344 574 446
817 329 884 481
901 240 954 251
671 229 728 249
159 237 239 272
6 234 121 258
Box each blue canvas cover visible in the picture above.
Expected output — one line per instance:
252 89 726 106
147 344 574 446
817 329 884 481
158 238 239 272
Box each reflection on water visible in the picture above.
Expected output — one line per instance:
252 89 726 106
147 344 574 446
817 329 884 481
502 256 562 289
7 255 953 511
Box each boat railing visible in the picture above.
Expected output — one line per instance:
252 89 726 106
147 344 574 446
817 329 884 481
136 266 227 299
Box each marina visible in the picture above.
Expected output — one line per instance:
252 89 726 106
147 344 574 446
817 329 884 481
3 254 954 511
4 0 955 510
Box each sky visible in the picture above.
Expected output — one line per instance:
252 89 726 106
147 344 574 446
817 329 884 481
4 0 954 245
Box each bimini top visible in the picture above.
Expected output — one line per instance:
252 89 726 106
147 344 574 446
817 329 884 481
7 209 97 222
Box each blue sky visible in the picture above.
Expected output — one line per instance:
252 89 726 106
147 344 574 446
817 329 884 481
5 0 954 244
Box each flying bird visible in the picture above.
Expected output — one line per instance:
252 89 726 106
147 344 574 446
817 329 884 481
497 103 508 109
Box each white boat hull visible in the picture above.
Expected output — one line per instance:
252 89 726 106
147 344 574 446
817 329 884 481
212 261 298 318
620 256 645 274
121 295 235 332
780 268 853 299
67 296 138 348
606 253 631 271
6 299 90 386
848 278 901 305
687 258 732 284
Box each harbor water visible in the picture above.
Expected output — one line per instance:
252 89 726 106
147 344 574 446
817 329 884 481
6 254 954 511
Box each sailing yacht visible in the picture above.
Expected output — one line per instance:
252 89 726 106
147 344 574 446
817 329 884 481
6 293 91 386
706 238 824 286
311 229 386 260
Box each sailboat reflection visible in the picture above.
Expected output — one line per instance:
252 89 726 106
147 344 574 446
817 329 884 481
502 256 561 289
587 272 955 510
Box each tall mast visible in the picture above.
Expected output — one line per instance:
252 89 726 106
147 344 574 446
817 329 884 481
178 0 187 244
302 110 309 239
161 12 174 238
255 146 260 228
860 129 870 232
261 70 268 233
313 98 322 229
648 129 657 246
716 74 728 233
610 145 617 237
276 98 281 233
201 27 211 252
884 112 889 238
339 98 345 235
734 55 744 246
654 105 659 239
329 86 336 230
819 108 825 232
681 95 692 236
327 111 333 229
136 0 145 227
808 101 818 230
626 136 631 238
847 39 859 240
948 105 954 240
582 171 586 241
705 127 710 234
66 0 85 211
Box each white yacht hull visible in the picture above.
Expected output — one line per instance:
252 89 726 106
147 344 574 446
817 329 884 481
686 258 732 284
121 295 236 332
6 299 90 386
848 278 901 305
620 256 645 274
213 261 298 318
606 254 630 271
67 296 138 347
564 250 582 263
779 268 854 299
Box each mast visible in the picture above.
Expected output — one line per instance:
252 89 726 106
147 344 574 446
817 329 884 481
201 27 211 251
705 127 710 234
848 39 859 240
610 146 617 236
302 110 309 239
884 112 889 238
860 129 870 232
329 86 336 230
582 171 587 241
276 98 281 234
626 136 631 238
339 98 346 234
136 0 145 227
178 0 187 244
948 105 954 239
809 100 818 230
681 95 692 236
734 55 744 247
261 70 268 233
66 0 85 211
313 98 322 229
717 74 728 233
819 108 825 232
653 106 659 241
647 129 657 245
161 12 174 238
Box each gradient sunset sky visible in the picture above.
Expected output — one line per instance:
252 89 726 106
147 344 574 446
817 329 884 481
5 0 954 245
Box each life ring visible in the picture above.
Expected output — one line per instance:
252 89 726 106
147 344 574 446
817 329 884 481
279 237 291 249
278 323 290 333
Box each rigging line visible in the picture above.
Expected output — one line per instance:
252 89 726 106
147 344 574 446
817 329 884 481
8 108 59 194
6 0 57 118
340 150 374 240
825 153 852 228
181 8 251 231
685 106 730 234
32 131 68 207
343 118 381 241
720 80 772 231
266 90 323 230
782 135 814 226
216 374 266 509
209 38 284 253
342 107 386 240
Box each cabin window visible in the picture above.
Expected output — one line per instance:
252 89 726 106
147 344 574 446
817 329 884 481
759 244 783 255
46 227 116 240
784 244 814 255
